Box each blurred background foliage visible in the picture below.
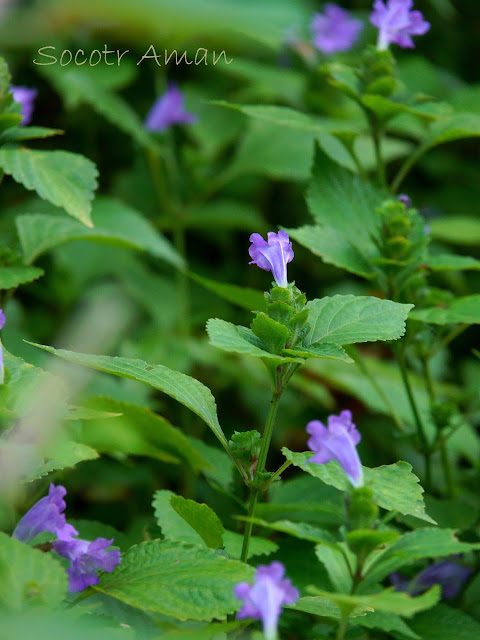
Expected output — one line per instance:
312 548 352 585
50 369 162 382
0 0 480 628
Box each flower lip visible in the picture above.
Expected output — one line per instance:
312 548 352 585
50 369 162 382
249 230 294 288
234 561 299 640
10 85 38 125
370 0 430 50
307 410 364 487
145 85 197 132
311 3 364 54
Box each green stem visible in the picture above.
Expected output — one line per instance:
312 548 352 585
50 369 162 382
345 346 405 434
390 147 424 193
240 389 282 563
263 460 292 491
336 616 349 640
422 357 435 404
430 324 468 358
370 116 386 188
394 345 432 489
439 433 455 498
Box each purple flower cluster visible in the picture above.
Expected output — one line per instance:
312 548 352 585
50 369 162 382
234 561 299 640
12 483 120 592
391 559 472 599
249 230 294 288
311 4 363 54
145 85 197 132
307 410 363 488
10 86 37 125
370 0 430 50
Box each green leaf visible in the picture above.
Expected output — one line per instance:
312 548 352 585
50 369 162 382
409 295 480 325
153 490 275 560
95 540 254 620
426 253 480 271
363 528 480 586
170 495 225 549
0 532 67 610
189 272 266 312
353 610 420 640
361 94 449 122
302 587 439 618
409 604 480 640
80 397 209 470
430 216 480 246
283 343 352 362
307 296 413 346
419 112 480 153
315 542 354 593
0 127 63 142
16 196 183 268
288 224 377 279
283 450 434 523
291 595 368 620
215 103 324 133
0 266 44 289
42 67 157 150
239 518 334 545
0 147 97 227
28 343 228 449
159 622 244 640
206 318 302 364
251 312 289 355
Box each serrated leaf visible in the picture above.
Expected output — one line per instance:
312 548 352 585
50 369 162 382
288 224 377 279
303 587 439 618
409 603 480 640
206 318 302 364
283 343 352 362
0 147 97 226
170 495 225 549
0 532 67 610
189 272 266 312
363 528 480 586
28 343 228 449
409 295 480 325
307 296 413 346
251 312 289 355
16 196 183 268
221 531 278 560
95 540 254 620
82 397 208 470
0 265 44 289
283 450 434 523
291 595 369 619
19 440 99 483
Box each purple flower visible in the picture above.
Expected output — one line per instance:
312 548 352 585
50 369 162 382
145 85 197 132
10 86 37 125
53 536 121 592
234 561 299 640
249 230 294 288
12 483 78 543
398 194 411 208
307 410 363 488
370 0 430 50
310 4 363 54
391 559 472 600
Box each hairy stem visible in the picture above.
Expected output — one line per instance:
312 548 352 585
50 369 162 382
240 388 282 563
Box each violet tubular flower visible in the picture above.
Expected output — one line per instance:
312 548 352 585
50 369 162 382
53 536 121 592
10 85 37 125
234 561 299 640
370 0 430 50
307 410 364 488
145 85 197 132
311 4 363 54
391 559 472 600
249 230 294 288
12 483 78 543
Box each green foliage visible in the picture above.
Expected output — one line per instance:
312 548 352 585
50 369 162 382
0 265 44 289
0 148 98 226
0 533 67 610
95 540 254 620
170 495 225 549
16 197 183 267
